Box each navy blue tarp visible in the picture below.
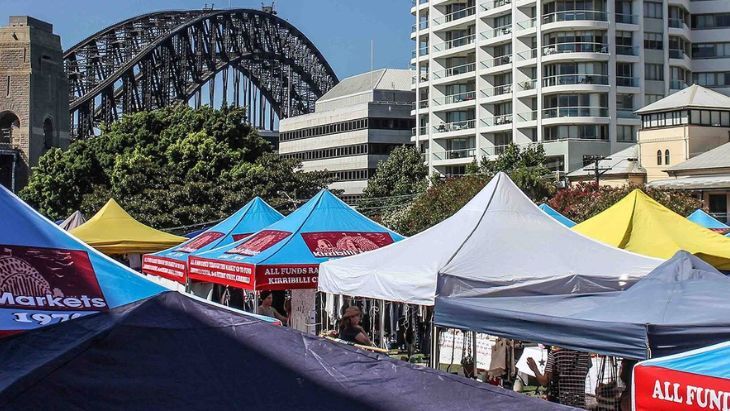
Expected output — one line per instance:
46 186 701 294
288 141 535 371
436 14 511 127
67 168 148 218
435 251 730 360
0 291 567 411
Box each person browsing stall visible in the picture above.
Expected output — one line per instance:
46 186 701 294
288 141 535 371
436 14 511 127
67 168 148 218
338 306 373 346
527 346 592 408
257 291 288 324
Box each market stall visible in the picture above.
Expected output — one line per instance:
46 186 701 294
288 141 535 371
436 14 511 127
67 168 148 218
633 341 730 411
188 190 403 291
142 197 282 284
0 185 167 336
0 291 568 410
58 210 86 231
435 251 730 360
538 203 576 227
687 209 730 234
319 172 661 305
573 190 730 269
70 199 185 254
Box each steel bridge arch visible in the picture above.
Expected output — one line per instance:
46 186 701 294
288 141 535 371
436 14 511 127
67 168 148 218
64 9 338 137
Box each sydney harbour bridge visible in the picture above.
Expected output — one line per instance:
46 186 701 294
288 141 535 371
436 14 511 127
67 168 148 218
63 8 339 137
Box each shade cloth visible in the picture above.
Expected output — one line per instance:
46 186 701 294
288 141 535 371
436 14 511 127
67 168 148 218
435 251 730 360
574 190 730 269
319 172 661 305
58 210 86 231
142 197 282 284
633 341 730 410
538 203 576 227
70 199 185 254
0 185 166 336
0 291 568 411
189 190 403 291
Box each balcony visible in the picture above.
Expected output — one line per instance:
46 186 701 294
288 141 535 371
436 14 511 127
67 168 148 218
669 49 689 59
542 73 609 87
482 54 512 69
616 45 639 56
412 99 429 110
432 63 476 80
412 72 430 84
481 114 513 127
411 126 428 136
542 106 608 119
411 46 429 59
516 111 537 122
433 119 476 133
617 76 639 87
411 20 429 33
518 79 537 91
516 48 537 61
433 6 476 26
668 18 688 29
433 34 476 52
615 14 638 24
542 10 607 24
481 0 512 11
433 90 477 106
482 24 512 40
482 83 513 97
670 80 689 90
432 148 477 161
543 42 608 56
617 109 638 119
411 0 428 5
515 18 536 31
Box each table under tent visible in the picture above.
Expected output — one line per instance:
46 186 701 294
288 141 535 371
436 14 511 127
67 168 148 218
574 190 730 270
188 189 404 337
141 197 283 299
319 172 662 385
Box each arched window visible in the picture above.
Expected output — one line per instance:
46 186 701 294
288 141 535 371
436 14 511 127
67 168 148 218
665 149 670 165
0 111 20 147
43 118 53 149
657 150 662 165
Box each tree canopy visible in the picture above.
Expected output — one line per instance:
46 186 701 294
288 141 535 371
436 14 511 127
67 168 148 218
359 145 428 216
20 105 331 228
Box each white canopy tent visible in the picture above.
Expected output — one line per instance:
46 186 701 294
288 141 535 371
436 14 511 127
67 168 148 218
318 172 662 305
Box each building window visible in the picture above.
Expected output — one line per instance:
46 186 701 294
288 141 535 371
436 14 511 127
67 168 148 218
645 64 664 81
708 194 728 220
656 150 662 165
643 1 663 19
617 125 635 142
692 14 730 30
664 149 670 165
43 118 53 149
644 32 663 50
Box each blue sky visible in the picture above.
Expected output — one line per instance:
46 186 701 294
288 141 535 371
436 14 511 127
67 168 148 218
0 0 414 79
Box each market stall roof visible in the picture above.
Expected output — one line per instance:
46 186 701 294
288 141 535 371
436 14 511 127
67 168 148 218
189 190 403 291
687 209 730 231
70 199 185 255
538 203 576 227
0 185 166 336
58 210 86 231
633 342 730 410
435 251 730 360
0 291 568 411
319 172 661 305
573 190 730 269
142 197 282 284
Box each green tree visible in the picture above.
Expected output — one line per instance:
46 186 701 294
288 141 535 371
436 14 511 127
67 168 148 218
360 145 428 215
478 143 556 201
20 104 331 227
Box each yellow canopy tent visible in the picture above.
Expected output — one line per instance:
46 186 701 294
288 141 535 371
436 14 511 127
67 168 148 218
70 199 185 254
573 189 730 270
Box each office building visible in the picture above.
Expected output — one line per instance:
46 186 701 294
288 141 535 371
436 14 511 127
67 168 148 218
411 0 730 176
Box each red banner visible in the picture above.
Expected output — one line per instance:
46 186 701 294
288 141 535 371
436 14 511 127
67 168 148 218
0 245 107 335
188 256 254 289
634 365 730 411
254 264 319 291
301 232 394 258
231 233 253 242
141 255 187 284
226 230 290 256
177 231 225 253
187 257 318 291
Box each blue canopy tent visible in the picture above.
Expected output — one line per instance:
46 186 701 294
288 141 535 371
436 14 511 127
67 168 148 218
189 190 403 291
0 185 165 337
538 203 576 227
0 291 567 410
142 197 282 284
435 251 730 359
687 209 730 233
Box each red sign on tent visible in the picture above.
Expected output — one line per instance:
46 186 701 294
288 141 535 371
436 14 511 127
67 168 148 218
634 365 730 410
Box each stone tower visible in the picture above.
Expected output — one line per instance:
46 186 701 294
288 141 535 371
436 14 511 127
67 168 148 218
0 16 69 191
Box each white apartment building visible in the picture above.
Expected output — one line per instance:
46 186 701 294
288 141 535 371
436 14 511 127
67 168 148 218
279 69 415 204
411 0 730 176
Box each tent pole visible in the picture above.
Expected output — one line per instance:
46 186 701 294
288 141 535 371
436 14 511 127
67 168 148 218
430 324 439 369
472 331 478 379
379 299 386 349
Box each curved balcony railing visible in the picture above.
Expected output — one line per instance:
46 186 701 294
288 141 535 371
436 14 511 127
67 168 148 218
516 18 536 30
432 148 477 161
434 90 477 105
543 42 608 56
617 76 639 87
432 63 476 80
542 10 607 24
481 114 513 127
516 49 538 61
434 119 476 133
542 106 609 119
483 54 512 68
433 6 476 25
542 73 609 87
483 24 512 39
482 84 513 97
616 45 639 56
518 79 536 91
433 34 476 52
615 14 638 24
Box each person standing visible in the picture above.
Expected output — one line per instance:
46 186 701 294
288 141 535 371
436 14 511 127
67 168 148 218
257 291 288 324
527 347 592 408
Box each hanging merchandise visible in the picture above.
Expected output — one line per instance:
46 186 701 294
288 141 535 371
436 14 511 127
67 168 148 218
289 288 317 333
